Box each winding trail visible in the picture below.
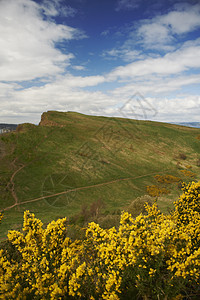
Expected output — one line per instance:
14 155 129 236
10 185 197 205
9 161 26 205
4 157 26 211
2 171 164 212
0 141 26 211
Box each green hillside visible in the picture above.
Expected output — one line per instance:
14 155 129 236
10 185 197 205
0 111 200 238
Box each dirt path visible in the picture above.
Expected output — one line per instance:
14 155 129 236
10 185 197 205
5 158 26 210
2 171 164 212
0 141 26 210
9 162 26 204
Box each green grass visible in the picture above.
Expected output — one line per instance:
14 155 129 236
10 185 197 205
0 111 200 238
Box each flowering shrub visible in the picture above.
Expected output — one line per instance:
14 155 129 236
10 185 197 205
146 184 170 197
180 169 196 178
154 174 182 184
0 182 200 299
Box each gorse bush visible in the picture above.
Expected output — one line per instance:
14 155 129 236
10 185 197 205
154 174 182 184
180 169 196 178
146 185 170 197
1 182 200 299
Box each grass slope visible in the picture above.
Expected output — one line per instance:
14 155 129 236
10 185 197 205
0 111 200 238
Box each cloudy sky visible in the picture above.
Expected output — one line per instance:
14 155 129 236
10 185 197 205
0 0 200 124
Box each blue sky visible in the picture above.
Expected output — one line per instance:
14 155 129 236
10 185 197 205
0 0 200 124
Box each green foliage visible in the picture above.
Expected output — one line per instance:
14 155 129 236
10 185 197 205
126 194 153 217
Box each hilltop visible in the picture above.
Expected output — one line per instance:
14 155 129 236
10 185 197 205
0 111 200 238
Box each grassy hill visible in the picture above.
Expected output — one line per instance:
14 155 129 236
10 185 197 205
0 111 200 238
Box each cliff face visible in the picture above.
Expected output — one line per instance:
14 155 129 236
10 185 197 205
39 112 63 127
39 111 90 128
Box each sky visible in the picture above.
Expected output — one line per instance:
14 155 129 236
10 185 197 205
0 0 200 124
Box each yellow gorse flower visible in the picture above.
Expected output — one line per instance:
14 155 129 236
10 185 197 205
0 181 200 299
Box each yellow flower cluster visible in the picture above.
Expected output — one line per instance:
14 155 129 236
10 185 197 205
146 184 170 197
180 169 196 178
154 174 181 184
0 181 200 299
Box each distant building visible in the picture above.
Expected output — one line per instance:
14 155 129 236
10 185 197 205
0 124 17 134
0 128 11 134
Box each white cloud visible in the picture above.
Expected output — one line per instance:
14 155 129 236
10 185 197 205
0 0 84 82
150 95 200 122
52 75 105 88
114 94 200 123
102 48 144 62
0 74 107 123
72 65 86 71
137 22 174 50
137 3 200 49
111 74 200 99
40 0 59 16
107 40 200 80
104 3 200 62
161 3 200 34
41 0 77 17
1 68 200 124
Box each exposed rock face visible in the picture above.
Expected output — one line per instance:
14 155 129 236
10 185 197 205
39 112 63 127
